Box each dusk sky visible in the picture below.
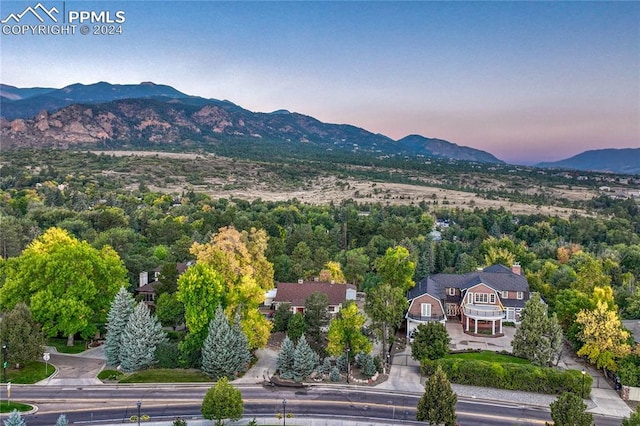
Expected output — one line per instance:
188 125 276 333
1 1 638 164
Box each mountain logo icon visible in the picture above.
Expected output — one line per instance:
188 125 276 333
1 3 59 24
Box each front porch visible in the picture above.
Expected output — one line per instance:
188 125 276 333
462 304 505 336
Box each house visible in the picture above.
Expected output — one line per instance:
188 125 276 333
406 264 530 337
136 262 192 307
271 280 357 317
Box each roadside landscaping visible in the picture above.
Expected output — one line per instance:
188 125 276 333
0 402 34 414
5 361 51 384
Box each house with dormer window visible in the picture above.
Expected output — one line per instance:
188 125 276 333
406 264 529 337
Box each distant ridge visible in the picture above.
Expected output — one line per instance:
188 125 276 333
536 148 640 175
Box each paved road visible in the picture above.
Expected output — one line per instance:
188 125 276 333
40 346 105 385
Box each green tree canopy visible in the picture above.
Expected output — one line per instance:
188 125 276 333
0 227 127 345
0 302 45 367
374 246 415 292
411 322 450 362
416 365 457 426
548 392 593 426
201 377 244 426
512 293 563 366
327 302 372 357
365 283 408 359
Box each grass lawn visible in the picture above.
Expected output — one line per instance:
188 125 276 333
119 368 213 383
6 361 52 384
0 401 35 413
444 351 530 364
47 338 86 354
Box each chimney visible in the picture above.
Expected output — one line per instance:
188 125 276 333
139 271 148 287
511 263 522 275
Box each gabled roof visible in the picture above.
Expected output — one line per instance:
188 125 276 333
408 265 529 300
273 281 356 306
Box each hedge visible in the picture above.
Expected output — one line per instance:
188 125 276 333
421 358 592 397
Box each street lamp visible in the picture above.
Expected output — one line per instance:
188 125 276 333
2 343 7 383
282 399 287 426
136 400 141 426
581 370 586 399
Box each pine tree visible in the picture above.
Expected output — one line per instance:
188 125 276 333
416 366 457 426
549 392 593 426
512 293 563 366
104 286 135 366
292 335 319 382
56 414 69 426
276 335 295 379
119 302 167 372
201 306 251 379
3 410 26 426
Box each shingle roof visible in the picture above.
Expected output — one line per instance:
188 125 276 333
408 265 529 300
273 281 356 306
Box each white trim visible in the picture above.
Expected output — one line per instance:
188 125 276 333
448 287 456 296
501 290 509 299
517 291 524 300
421 303 432 317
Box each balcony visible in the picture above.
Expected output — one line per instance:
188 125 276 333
407 312 446 322
463 304 504 320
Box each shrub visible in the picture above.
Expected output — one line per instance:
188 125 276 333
172 418 187 426
97 369 123 381
329 366 341 382
155 342 180 369
421 358 591 396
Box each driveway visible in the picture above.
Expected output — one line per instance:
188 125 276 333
38 345 105 385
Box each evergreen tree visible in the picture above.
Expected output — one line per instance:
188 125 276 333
201 306 251 379
272 303 292 333
512 293 563 366
276 335 295 379
0 302 45 367
3 410 25 426
119 302 167 372
329 366 341 382
304 292 329 346
411 322 450 361
548 392 593 426
201 377 244 426
104 286 135 366
416 366 457 426
359 353 377 378
292 335 320 382
287 312 306 344
56 414 69 426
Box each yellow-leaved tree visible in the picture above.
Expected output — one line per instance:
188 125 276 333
576 300 631 371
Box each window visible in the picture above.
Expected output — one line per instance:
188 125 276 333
474 293 489 304
448 287 456 296
490 294 496 304
501 291 509 299
517 291 524 300
421 303 432 317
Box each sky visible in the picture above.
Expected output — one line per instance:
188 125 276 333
1 1 638 164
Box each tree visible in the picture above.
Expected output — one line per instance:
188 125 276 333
416 365 457 426
56 414 69 426
292 335 320 382
104 287 136 366
181 227 273 349
287 312 306 344
576 300 631 371
276 335 295 379
155 292 185 331
327 302 372 357
0 303 45 367
201 377 244 426
548 392 593 426
411 322 450 361
201 306 251 379
318 261 346 283
0 227 127 346
622 405 640 426
3 410 26 426
365 283 408 359
374 246 416 292
154 262 180 296
119 302 167 372
341 248 370 287
304 292 329 346
512 293 563 366
273 303 292 333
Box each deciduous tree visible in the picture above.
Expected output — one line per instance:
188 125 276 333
411 322 450 362
512 293 563 366
365 283 408 359
548 392 593 426
201 377 243 426
576 300 631 371
304 292 329 346
0 227 127 346
416 365 457 426
119 302 167 372
374 246 415 292
622 405 640 426
327 302 372 356
155 292 185 331
104 287 136 366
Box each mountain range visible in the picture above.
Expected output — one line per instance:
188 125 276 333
536 149 640 175
1 81 637 173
